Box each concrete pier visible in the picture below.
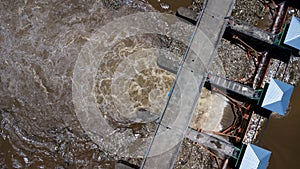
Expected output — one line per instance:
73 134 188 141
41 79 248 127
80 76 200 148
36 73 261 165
186 128 235 158
208 74 255 99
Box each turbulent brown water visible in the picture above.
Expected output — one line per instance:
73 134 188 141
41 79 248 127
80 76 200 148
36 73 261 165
0 1 164 168
0 0 203 168
1 0 298 168
147 0 193 12
262 85 300 169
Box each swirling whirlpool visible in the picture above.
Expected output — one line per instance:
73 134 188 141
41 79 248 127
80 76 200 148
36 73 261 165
72 12 226 158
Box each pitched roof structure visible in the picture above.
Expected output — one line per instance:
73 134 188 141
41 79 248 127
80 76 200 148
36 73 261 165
284 16 300 50
240 144 271 169
262 78 294 115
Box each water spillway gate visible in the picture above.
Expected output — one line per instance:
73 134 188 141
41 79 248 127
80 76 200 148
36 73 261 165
141 0 236 168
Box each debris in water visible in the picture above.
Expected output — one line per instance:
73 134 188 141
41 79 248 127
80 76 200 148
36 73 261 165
160 3 169 10
24 157 29 164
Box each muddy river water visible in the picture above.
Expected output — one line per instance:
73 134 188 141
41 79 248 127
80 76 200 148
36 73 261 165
262 85 300 169
0 0 299 169
0 0 211 168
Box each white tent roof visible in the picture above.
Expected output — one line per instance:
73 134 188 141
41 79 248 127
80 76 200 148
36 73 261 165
262 78 294 115
239 144 271 169
284 16 300 50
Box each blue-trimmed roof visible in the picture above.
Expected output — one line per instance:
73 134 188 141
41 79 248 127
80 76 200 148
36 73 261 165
262 78 294 115
240 144 271 169
284 16 300 50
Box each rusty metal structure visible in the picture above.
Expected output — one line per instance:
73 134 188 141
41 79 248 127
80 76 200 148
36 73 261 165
187 1 299 168
138 1 298 169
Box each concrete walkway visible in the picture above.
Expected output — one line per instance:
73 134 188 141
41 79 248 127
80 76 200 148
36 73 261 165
209 74 255 99
186 128 235 158
141 0 235 168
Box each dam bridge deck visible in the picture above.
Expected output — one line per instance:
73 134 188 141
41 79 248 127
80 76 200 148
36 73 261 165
141 0 236 168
